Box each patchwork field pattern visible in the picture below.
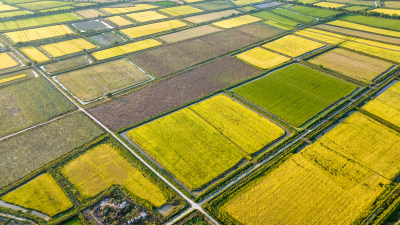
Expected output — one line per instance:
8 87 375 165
262 35 325 57
55 59 151 102
0 13 79 31
236 47 290 69
107 16 132 26
212 15 262 28
42 55 91 74
295 28 345 44
127 95 284 190
308 48 393 83
233 64 357 127
158 25 221 43
20 46 50 63
158 5 203 16
0 52 19 70
314 1 346 8
120 20 187 39
62 142 168 207
1 174 72 216
126 10 167 22
4 24 73 43
183 9 241 24
102 4 158 14
40 38 96 58
328 20 400 38
340 41 400 63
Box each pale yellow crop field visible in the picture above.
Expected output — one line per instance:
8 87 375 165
232 0 264 6
159 5 203 16
314 1 346 8
126 10 167 22
306 28 349 39
4 25 73 43
62 143 167 207
107 15 132 26
183 9 241 24
295 29 345 44
236 47 290 69
363 82 400 128
92 38 162 60
1 174 73 216
328 20 400 38
353 38 400 51
0 3 17 12
263 35 325 57
0 52 18 70
41 38 96 57
369 8 400 16
102 4 158 14
212 15 261 28
20 46 50 63
158 25 221 43
120 20 187 38
0 74 26 84
340 41 400 63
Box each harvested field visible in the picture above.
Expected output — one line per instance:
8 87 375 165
16 1 74 10
62 142 168 207
233 64 357 127
255 2 283 8
55 59 151 102
340 41 400 63
89 31 125 46
0 10 31 18
0 52 19 70
0 69 36 87
183 9 241 24
87 56 260 131
328 20 400 38
290 5 340 17
314 1 346 8
158 5 203 16
212 15 261 28
20 46 50 63
308 48 393 83
232 0 264 6
339 14 400 31
369 8 400 15
41 38 96 58
194 0 233 10
1 174 73 216
72 20 110 32
120 20 187 38
107 15 132 26
262 35 325 57
158 25 221 43
92 39 162 60
75 9 106 18
234 22 284 39
236 47 290 69
385 1 400 8
295 28 345 44
271 8 315 22
220 114 394 224
0 77 76 137
315 24 400 45
252 11 300 28
4 24 73 43
127 95 284 190
102 4 158 14
362 82 400 128
125 10 167 22
0 13 79 31
42 55 91 74
0 112 104 188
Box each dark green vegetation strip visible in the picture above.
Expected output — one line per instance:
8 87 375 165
340 14 400 31
291 5 341 17
271 8 315 22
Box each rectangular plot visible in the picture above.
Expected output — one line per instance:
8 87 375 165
76 9 106 18
0 13 79 31
107 15 132 26
295 29 345 44
194 0 234 10
271 8 315 22
17 0 74 10
212 15 261 28
158 25 221 43
0 69 35 87
126 10 167 22
314 1 346 8
4 24 73 43
183 9 241 24
262 35 325 57
89 31 125 46
340 41 400 63
252 11 300 27
102 4 158 14
20 46 50 63
158 5 203 16
72 19 111 32
328 20 400 38
339 14 400 31
121 20 187 39
41 38 96 57
42 55 91 74
236 47 290 69
369 8 400 16
291 5 340 17
0 52 19 70
234 22 285 39
0 10 31 18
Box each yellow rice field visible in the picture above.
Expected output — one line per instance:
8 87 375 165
314 1 346 8
62 143 167 207
107 15 132 26
353 38 400 51
212 15 262 28
4 25 73 43
41 38 96 57
0 52 18 70
120 20 187 38
92 38 162 60
236 47 290 69
263 35 325 57
340 41 400 63
0 74 26 84
159 5 203 16
295 29 345 44
102 4 157 14
20 46 50 63
0 3 17 12
369 8 400 16
328 20 400 38
362 82 400 128
1 174 73 216
126 10 167 22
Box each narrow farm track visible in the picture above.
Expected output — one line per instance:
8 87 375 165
0 212 38 225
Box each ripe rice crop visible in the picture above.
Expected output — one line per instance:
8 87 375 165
314 1 346 8
212 15 261 28
0 74 26 84
62 143 168 207
308 48 393 83
127 94 284 190
76 9 106 18
233 64 357 127
353 38 400 51
41 38 96 57
4 24 73 43
328 20 400 38
1 174 72 216
0 13 79 31
369 8 400 16
91 38 162 60
126 10 167 22
262 35 325 57
236 47 290 69
295 28 345 44
107 15 132 26
158 5 203 16
0 52 18 70
183 9 240 24
0 3 17 11
101 4 157 14
362 82 400 128
20 46 50 63
120 20 187 38
340 41 400 63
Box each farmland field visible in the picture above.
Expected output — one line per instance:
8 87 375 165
308 48 393 83
40 38 96 57
369 8 400 15
212 15 261 28
362 82 400 128
0 13 79 31
290 5 341 17
76 9 106 18
220 114 394 224
340 41 400 63
328 20 400 38
194 0 233 10
236 47 290 69
0 3 17 11
107 15 132 26
0 52 19 70
127 94 284 190
233 64 357 127
271 8 315 22
42 55 91 74
62 142 169 207
120 20 187 39
87 56 260 131
1 174 72 216
102 4 158 14
20 46 50 63
252 11 300 28
158 25 221 43
158 5 203 16
314 1 346 8
0 69 36 87
339 14 400 31
262 35 325 57
16 0 75 10
0 112 104 188
4 24 73 43
89 31 125 46
232 0 264 6
55 59 151 102
72 20 110 32
0 10 31 18
183 9 241 24
295 29 345 44
344 5 370 11
125 10 168 22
